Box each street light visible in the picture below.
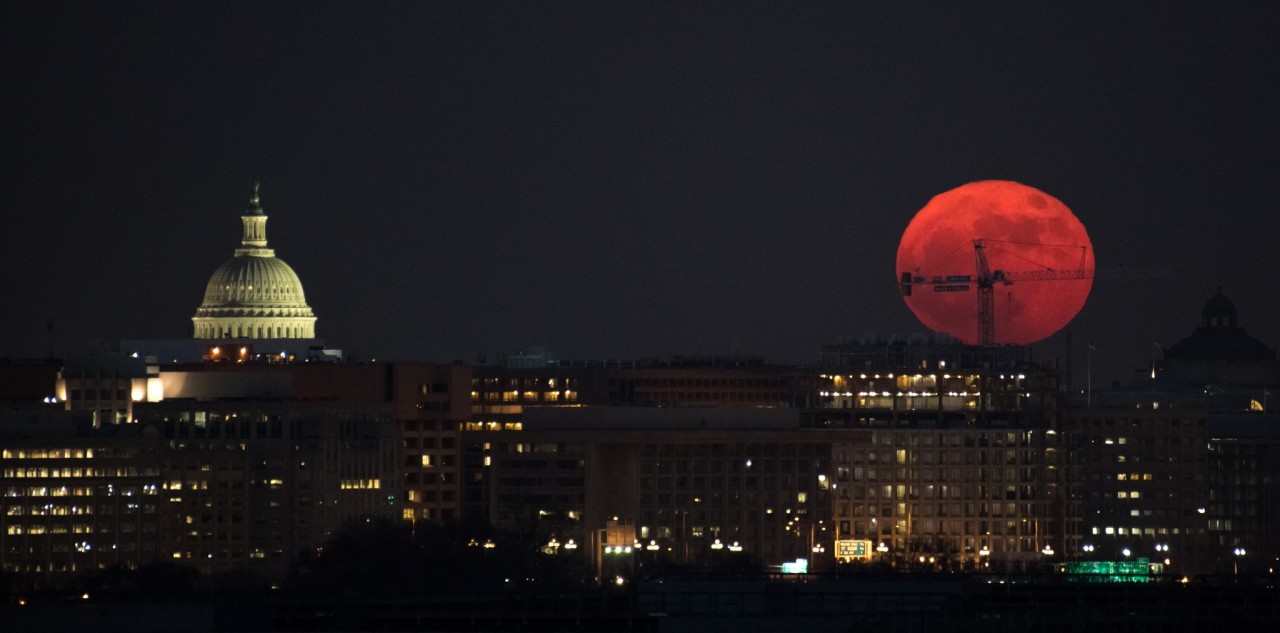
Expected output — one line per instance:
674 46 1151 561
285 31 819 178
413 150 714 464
1041 545 1054 556
1233 547 1246 575
711 539 724 550
877 542 890 553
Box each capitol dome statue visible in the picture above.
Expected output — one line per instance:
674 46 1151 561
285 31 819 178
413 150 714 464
191 183 317 339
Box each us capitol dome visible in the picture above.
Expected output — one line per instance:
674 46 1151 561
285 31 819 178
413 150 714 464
191 183 317 339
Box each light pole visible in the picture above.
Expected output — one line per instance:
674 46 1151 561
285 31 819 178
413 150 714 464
1233 547 1246 575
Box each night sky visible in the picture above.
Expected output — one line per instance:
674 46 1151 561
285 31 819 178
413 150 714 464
4 2 1279 385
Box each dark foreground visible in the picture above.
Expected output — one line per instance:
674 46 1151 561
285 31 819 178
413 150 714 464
4 574 1277 632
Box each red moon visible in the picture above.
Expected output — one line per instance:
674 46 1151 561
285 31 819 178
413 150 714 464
896 180 1094 345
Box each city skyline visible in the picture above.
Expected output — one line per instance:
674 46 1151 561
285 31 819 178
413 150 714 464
4 3 1279 385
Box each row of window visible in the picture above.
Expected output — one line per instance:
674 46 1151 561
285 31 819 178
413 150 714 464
639 443 826 458
1091 526 1185 536
1075 418 1204 427
839 467 1042 483
844 501 1039 517
65 389 129 402
839 451 1044 467
641 459 817 475
475 377 579 389
462 421 523 431
3 467 157 478
845 481 1045 499
638 476 812 491
847 520 1039 537
2 449 109 459
7 523 155 535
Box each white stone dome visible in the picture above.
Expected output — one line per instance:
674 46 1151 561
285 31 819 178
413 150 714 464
198 256 310 308
192 183 317 340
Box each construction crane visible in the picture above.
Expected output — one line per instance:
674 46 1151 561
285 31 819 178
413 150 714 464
899 239 1092 346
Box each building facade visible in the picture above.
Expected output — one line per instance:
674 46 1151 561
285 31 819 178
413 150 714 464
1 410 164 588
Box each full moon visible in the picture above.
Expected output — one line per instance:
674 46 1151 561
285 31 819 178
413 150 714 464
896 180 1094 345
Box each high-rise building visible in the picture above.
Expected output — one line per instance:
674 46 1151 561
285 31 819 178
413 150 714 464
135 398 400 579
1073 289 1280 576
811 337 1073 570
1064 403 1211 575
0 409 164 588
482 407 838 575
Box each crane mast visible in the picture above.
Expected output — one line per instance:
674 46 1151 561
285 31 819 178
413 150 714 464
975 240 996 346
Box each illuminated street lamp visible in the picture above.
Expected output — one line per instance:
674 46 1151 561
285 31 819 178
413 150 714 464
1082 544 1095 553
1233 547 1246 575
710 539 725 550
728 541 743 552
563 539 578 550
1041 545 1054 556
646 540 660 551
877 542 890 554
1121 548 1131 557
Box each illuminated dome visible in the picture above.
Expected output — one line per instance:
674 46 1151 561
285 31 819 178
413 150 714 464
191 184 317 339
